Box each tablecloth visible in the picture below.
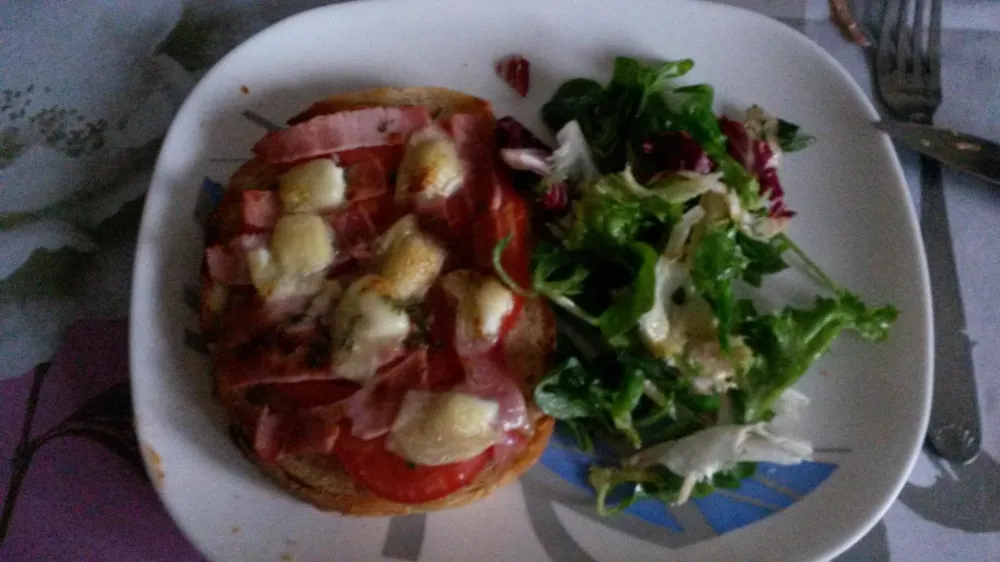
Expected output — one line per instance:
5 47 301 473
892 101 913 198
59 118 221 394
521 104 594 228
1 1 998 560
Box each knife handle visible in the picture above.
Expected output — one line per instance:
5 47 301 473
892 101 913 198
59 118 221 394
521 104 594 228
921 156 982 464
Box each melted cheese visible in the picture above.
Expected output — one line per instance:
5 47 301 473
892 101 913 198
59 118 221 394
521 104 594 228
441 270 515 345
278 158 346 213
246 213 334 300
330 275 410 382
246 246 327 300
376 214 420 255
269 214 336 276
395 125 463 202
387 390 500 465
376 215 446 301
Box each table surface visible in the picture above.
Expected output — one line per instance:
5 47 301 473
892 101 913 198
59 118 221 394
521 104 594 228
1 1 998 560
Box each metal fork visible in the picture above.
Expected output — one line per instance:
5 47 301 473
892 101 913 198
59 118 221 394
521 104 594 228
873 0 982 464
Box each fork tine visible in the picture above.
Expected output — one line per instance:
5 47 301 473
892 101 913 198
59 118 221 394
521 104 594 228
878 0 898 74
928 0 942 88
895 0 910 73
912 0 925 81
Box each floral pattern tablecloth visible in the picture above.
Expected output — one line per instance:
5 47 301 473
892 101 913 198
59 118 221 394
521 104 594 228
1 1 999 560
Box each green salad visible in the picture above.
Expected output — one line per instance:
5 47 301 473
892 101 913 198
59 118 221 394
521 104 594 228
494 56 898 513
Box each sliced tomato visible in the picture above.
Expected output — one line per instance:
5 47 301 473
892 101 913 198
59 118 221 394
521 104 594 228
333 425 491 504
474 176 531 288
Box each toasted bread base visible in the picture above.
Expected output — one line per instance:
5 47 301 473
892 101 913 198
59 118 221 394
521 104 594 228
217 87 555 515
288 86 493 125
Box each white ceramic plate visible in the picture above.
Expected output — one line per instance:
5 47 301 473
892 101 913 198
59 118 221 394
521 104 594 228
130 0 932 560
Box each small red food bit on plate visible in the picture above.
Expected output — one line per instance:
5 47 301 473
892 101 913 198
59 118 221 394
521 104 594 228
495 54 531 97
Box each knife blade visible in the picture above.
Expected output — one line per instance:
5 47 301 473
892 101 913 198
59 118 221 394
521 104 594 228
874 121 1000 186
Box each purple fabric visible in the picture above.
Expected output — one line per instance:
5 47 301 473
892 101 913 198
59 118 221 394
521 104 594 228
0 320 203 561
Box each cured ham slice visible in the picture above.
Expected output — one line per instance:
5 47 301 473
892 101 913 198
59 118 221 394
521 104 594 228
253 406 286 461
345 158 388 203
454 354 528 433
203 233 268 285
217 347 330 390
253 106 432 165
217 189 281 241
344 350 429 440
253 404 345 461
279 405 344 456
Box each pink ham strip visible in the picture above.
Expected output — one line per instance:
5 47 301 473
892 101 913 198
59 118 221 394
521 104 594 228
344 350 429 440
491 430 528 467
345 158 388 203
240 190 281 230
279 404 344 457
454 354 529 433
204 233 268 285
218 346 337 390
253 405 286 462
252 106 432 165
327 204 379 249
253 404 345 460
205 245 239 283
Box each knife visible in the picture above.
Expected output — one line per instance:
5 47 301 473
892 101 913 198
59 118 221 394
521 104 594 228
874 120 1000 186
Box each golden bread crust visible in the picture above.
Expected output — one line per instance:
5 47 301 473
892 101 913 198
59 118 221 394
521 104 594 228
288 86 493 125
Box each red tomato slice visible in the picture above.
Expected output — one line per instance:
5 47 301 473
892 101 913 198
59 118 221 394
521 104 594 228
474 178 531 288
333 425 491 504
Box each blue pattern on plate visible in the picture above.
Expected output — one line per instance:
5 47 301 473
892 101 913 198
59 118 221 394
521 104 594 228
540 426 836 535
201 177 225 206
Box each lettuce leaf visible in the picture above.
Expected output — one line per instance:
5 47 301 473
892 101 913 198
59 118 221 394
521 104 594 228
566 171 682 252
542 56 700 172
737 232 790 287
596 242 660 339
737 293 899 421
777 118 815 153
534 357 613 419
690 227 748 352
535 349 685 449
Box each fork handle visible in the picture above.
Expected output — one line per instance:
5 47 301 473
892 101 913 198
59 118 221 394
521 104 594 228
921 155 982 464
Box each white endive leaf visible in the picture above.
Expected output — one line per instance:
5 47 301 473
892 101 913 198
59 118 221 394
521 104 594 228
631 422 813 505
772 388 810 420
500 148 551 176
547 120 599 187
